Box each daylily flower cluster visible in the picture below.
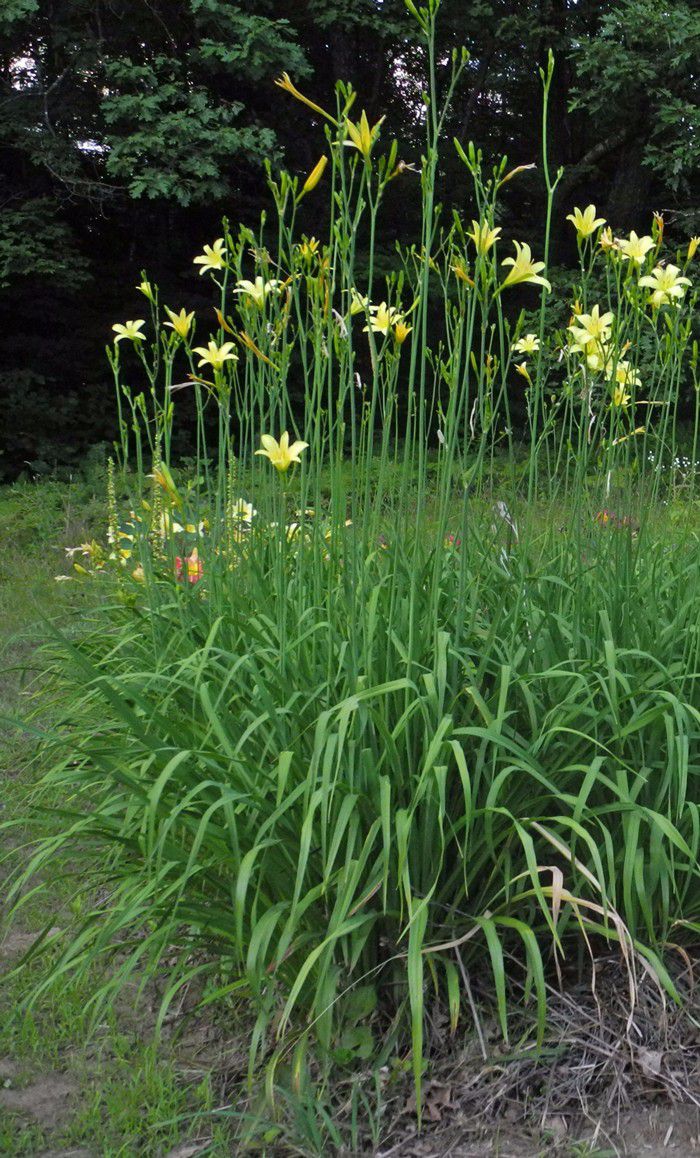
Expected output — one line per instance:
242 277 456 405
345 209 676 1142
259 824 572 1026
567 304 640 409
345 289 412 345
462 219 551 292
563 207 694 311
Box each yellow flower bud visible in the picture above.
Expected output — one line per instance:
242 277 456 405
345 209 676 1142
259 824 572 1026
274 73 337 125
688 237 700 262
301 155 328 194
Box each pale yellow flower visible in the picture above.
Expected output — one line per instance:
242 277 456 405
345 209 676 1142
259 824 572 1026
599 227 618 252
638 263 691 308
112 319 146 343
170 518 206 535
193 238 227 275
164 307 195 339
349 288 369 315
467 219 502 255
501 242 551 291
513 333 540 355
255 431 309 472
234 277 281 307
515 362 532 385
568 305 614 351
192 340 238 371
229 498 256 523
585 348 610 374
137 280 155 302
606 358 641 391
228 498 256 540
394 320 412 344
617 231 655 265
363 302 403 335
566 204 606 238
611 385 630 408
345 111 385 159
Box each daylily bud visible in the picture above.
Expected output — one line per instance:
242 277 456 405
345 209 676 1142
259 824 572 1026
498 162 536 188
137 280 155 302
688 237 700 262
301 155 328 195
274 73 337 125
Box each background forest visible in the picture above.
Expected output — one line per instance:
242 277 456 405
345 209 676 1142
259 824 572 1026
1 0 698 479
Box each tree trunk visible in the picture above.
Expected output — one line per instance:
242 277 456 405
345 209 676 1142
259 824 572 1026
606 139 653 231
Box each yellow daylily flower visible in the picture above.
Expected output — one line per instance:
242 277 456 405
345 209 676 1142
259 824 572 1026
394 320 412 344
299 237 320 263
193 238 227 275
567 305 614 351
687 237 700 262
255 431 309 472
638 264 691 308
345 110 385 160
585 348 610 374
229 499 256 523
137 280 155 302
192 340 238 371
566 205 606 238
606 358 641 390
512 333 540 355
112 319 146 343
617 231 655 265
349 288 370 315
500 242 551 291
599 227 618 252
301 156 328 194
234 277 281 307
164 307 195 339
611 385 631 408
363 302 403 336
466 219 502 255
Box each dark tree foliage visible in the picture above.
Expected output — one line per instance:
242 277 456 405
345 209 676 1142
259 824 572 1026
0 0 697 476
